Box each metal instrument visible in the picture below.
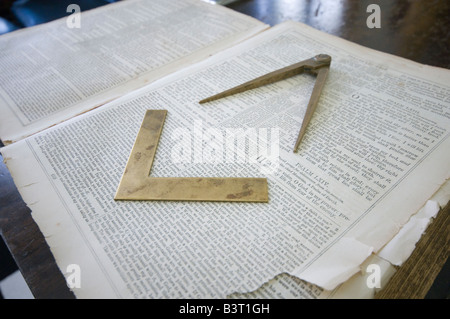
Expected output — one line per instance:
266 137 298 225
115 110 268 202
200 54 331 152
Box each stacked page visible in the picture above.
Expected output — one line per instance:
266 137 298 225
1 0 449 298
0 0 268 143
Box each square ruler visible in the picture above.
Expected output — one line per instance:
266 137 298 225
114 110 268 202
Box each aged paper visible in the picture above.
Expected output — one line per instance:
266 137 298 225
0 0 267 144
378 180 450 266
2 21 450 298
236 181 449 299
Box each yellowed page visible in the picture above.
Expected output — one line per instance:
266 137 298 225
2 21 449 298
0 0 267 144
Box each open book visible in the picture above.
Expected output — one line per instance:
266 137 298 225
1 0 449 299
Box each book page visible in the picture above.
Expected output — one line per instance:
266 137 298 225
0 0 267 144
2 21 449 298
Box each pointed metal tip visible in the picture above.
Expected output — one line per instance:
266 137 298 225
293 139 302 153
200 95 223 104
199 97 214 104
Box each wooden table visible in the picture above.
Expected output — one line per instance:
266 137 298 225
1 0 449 299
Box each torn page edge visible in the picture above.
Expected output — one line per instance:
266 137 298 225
332 195 446 297
377 200 440 266
227 236 374 297
226 253 396 299
292 237 374 291
228 186 448 298
327 254 397 299
226 253 398 299
227 272 326 299
376 178 449 266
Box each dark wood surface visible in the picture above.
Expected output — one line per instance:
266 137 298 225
0 0 449 299
228 0 450 69
0 145 75 299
